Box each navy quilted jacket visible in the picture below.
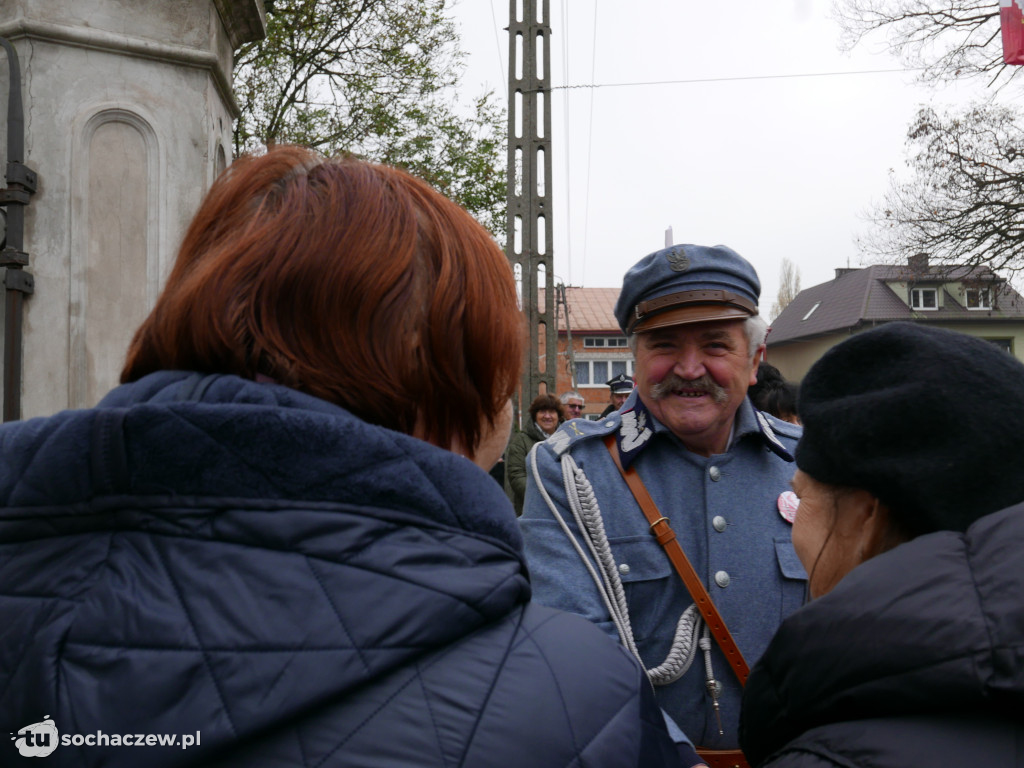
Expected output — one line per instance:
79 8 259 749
0 372 677 768
740 502 1024 767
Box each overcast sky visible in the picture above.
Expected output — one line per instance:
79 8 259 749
448 0 988 314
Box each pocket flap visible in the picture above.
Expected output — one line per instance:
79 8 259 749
774 537 807 581
610 536 673 582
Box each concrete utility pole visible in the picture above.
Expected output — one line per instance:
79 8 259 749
506 0 555 419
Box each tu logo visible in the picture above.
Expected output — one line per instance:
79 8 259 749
11 716 59 757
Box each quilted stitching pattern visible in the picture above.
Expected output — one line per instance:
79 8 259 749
0 373 669 767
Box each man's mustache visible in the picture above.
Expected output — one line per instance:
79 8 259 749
649 373 728 404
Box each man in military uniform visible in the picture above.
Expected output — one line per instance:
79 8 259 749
600 373 634 417
520 244 805 763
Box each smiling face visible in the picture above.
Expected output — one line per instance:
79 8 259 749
535 408 560 435
633 318 762 456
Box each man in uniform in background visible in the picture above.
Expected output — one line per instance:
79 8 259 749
520 244 805 765
600 374 634 417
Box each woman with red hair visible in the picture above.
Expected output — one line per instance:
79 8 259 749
0 147 676 767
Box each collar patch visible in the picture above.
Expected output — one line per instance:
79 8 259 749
617 400 655 468
755 410 795 462
546 427 573 456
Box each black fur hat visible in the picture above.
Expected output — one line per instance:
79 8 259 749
796 322 1024 536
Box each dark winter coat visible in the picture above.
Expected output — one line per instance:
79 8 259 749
503 420 549 515
739 502 1024 767
1 372 678 768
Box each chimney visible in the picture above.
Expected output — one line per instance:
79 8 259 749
908 253 929 271
834 268 858 279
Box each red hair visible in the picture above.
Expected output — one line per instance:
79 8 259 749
122 146 523 452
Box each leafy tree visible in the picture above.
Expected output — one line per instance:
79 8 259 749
770 258 802 321
233 0 506 236
860 103 1024 274
833 0 1024 272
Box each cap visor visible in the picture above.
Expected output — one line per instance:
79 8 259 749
632 304 751 333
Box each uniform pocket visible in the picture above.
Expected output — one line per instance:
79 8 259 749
611 536 672 644
774 537 807 618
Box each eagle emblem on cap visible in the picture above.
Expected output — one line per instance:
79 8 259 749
665 247 690 272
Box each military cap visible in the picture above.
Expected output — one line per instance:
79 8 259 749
606 374 634 394
614 244 761 335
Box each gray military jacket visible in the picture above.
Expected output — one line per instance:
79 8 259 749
520 391 806 750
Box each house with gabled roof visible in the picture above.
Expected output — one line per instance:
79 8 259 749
767 254 1024 381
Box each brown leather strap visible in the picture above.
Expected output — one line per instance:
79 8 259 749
696 748 750 768
603 434 750 685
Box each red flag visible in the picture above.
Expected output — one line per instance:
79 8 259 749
1001 0 1024 65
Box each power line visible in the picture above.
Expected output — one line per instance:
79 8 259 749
580 1 599 287
488 0 507 100
550 67 925 91
559 0 572 284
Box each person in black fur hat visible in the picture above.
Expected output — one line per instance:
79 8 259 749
740 322 1024 767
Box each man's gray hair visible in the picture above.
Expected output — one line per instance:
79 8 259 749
745 315 768 361
626 315 769 361
560 390 584 404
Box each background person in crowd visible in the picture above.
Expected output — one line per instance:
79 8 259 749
505 393 564 516
740 322 1024 768
561 390 586 419
0 147 679 768
521 245 805 767
600 373 634 417
748 361 800 425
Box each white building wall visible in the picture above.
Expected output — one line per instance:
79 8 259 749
0 0 263 417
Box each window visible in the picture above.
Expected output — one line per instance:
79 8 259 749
965 288 992 310
985 338 1013 354
575 361 590 385
583 336 628 348
910 288 938 310
575 359 634 386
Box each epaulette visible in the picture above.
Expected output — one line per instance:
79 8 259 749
752 410 800 462
755 411 802 442
542 414 621 457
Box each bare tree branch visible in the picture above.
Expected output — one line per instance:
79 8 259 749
770 258 802 322
831 0 1015 88
859 104 1024 278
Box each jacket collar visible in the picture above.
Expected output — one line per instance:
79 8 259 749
616 391 794 468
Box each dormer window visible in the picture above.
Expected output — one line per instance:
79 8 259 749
910 288 938 310
801 302 821 321
966 288 992 310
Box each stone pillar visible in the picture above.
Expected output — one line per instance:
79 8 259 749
0 0 265 417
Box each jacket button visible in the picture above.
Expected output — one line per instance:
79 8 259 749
713 516 727 532
619 563 630 575
709 466 721 481
715 571 730 588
